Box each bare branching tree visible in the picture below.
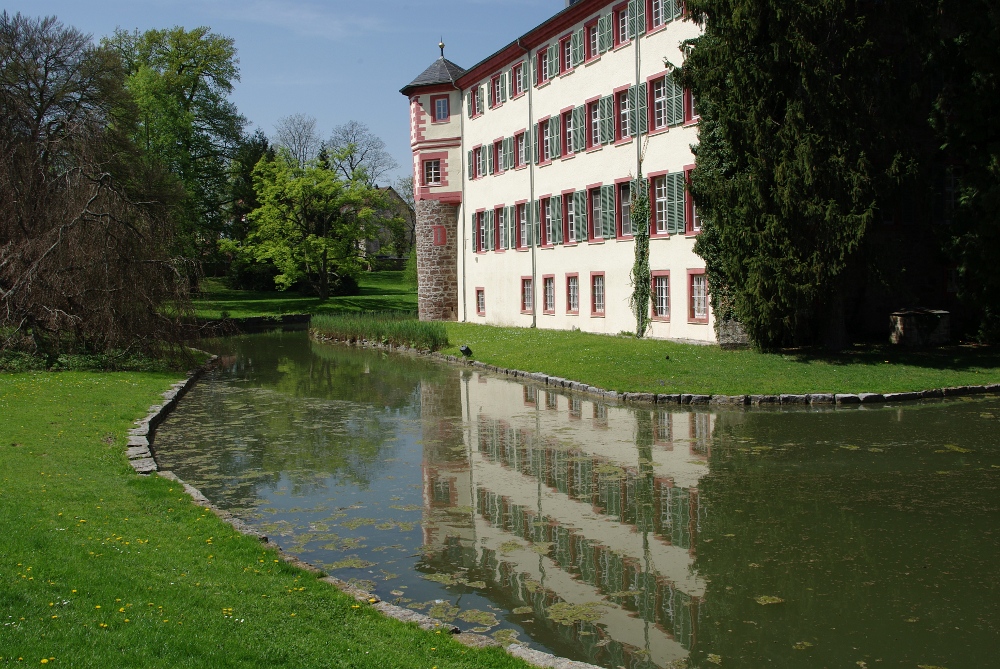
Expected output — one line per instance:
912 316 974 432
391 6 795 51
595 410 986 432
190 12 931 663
0 12 189 362
325 120 398 186
273 113 320 168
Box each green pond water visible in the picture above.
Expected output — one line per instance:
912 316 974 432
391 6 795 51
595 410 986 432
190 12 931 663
153 330 1000 669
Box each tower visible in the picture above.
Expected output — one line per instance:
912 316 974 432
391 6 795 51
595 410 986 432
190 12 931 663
400 43 466 321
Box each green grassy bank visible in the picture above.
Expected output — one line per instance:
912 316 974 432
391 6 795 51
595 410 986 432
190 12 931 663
193 275 1000 395
0 372 527 668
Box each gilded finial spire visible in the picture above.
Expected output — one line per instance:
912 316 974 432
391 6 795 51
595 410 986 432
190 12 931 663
439 38 445 58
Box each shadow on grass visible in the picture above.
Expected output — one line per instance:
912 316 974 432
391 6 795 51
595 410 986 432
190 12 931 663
782 344 1000 372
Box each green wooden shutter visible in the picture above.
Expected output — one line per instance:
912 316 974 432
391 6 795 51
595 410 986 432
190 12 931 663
579 191 590 241
628 86 638 138
488 209 495 250
549 46 559 79
532 123 540 164
487 144 495 175
573 106 586 152
507 206 515 249
466 91 473 118
467 150 474 179
500 72 508 102
637 82 648 135
600 95 614 144
531 54 538 86
471 212 478 250
631 0 646 36
552 196 563 244
599 15 612 53
602 184 616 238
550 116 561 159
667 172 684 234
571 30 583 67
668 74 684 126
531 200 540 246
670 0 683 20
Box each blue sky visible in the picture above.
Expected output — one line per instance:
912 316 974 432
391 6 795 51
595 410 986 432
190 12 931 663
7 0 566 185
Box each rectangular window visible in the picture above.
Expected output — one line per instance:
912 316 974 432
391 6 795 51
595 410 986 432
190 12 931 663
539 47 550 82
654 175 668 233
565 194 576 243
652 78 667 130
493 141 502 174
619 183 632 237
476 288 486 316
518 203 528 248
653 273 670 319
477 212 486 253
587 22 599 60
685 167 701 234
590 188 603 240
491 76 502 108
562 37 573 73
542 198 553 246
513 63 525 97
515 132 526 167
541 122 551 162
684 87 700 124
616 5 631 45
423 159 441 186
591 273 605 315
521 278 534 313
563 111 574 156
567 275 580 313
432 225 447 246
433 96 450 122
588 101 601 148
617 90 631 140
690 272 708 321
470 85 481 116
651 0 666 28
472 146 482 179
494 207 504 251
543 276 555 314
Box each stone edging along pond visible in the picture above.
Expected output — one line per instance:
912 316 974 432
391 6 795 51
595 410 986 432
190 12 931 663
310 331 1000 408
130 355 603 669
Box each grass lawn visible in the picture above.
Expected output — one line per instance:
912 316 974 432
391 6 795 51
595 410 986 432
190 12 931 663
438 323 1000 395
192 272 417 319
0 372 529 668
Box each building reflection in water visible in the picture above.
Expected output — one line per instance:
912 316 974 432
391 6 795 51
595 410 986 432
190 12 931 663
420 370 718 668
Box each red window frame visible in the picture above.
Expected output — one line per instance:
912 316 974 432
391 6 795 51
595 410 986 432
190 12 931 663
615 88 631 143
542 274 556 314
684 164 700 235
566 273 580 315
647 0 669 33
471 145 482 179
586 99 601 150
538 116 552 164
616 179 633 239
650 270 670 322
493 140 503 175
475 288 486 316
560 35 573 75
585 20 600 61
520 276 534 314
422 158 441 186
490 75 502 109
475 210 486 253
515 201 528 250
562 191 577 244
539 196 552 247
688 269 709 323
684 87 700 124
432 225 447 246
536 47 550 85
514 131 526 168
493 207 505 253
587 185 603 242
470 85 482 117
648 170 670 237
512 62 525 98
430 94 450 123
561 109 575 157
590 272 606 317
614 2 631 48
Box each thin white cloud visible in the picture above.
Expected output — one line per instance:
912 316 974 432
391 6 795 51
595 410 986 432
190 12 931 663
202 0 386 40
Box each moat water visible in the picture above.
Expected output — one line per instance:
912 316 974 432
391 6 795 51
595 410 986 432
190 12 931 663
153 330 1000 669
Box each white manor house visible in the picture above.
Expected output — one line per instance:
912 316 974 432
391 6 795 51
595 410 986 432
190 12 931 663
401 0 712 342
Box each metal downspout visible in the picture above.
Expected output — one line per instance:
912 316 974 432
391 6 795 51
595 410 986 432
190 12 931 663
518 38 538 329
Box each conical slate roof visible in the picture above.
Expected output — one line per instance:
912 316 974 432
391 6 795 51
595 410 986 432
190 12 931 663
400 57 466 95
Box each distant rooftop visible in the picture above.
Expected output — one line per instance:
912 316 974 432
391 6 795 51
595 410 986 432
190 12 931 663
400 56 466 96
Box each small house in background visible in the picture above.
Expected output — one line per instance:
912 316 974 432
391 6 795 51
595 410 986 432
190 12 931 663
362 185 416 270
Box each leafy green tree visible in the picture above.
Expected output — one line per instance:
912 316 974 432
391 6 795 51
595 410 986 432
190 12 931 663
933 1 1000 341
239 151 399 299
683 0 940 350
104 26 245 271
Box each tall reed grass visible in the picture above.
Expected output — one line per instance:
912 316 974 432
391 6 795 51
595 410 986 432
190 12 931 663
311 312 448 351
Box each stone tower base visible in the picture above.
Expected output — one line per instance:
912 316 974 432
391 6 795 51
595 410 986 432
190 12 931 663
415 199 459 321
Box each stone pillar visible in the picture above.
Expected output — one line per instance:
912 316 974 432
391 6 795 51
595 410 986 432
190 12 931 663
415 198 459 321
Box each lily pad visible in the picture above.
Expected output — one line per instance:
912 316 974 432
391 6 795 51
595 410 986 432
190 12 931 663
458 609 500 627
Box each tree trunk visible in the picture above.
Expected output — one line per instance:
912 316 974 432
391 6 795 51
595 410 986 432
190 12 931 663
318 250 329 300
